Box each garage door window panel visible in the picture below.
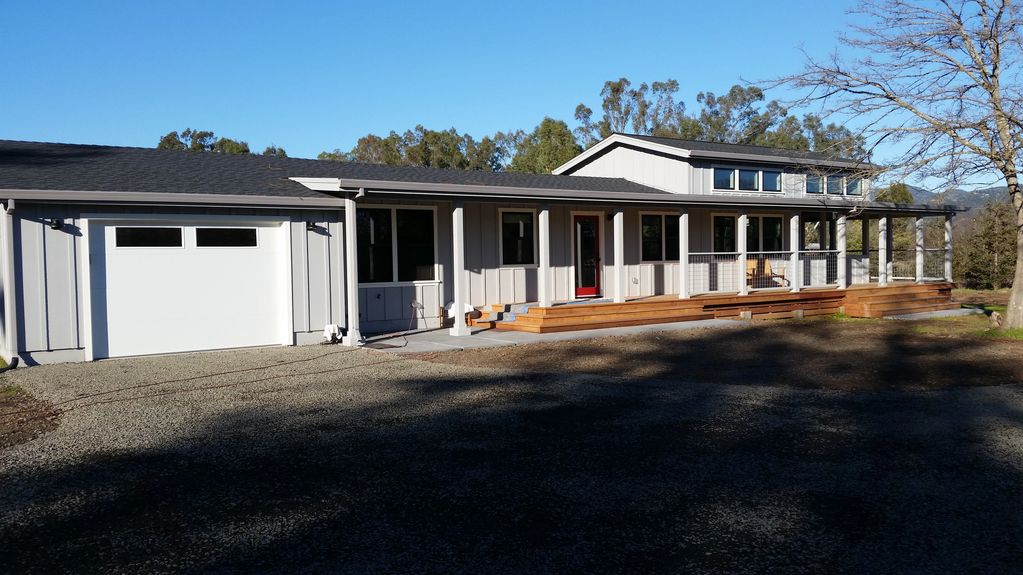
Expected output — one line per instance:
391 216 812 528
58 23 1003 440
115 227 183 248
195 228 258 248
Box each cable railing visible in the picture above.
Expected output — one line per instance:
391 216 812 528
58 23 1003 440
688 252 739 294
890 249 916 280
798 250 839 287
746 251 793 290
922 248 947 280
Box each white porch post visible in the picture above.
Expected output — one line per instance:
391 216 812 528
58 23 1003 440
944 213 954 282
789 212 800 292
678 208 690 299
737 210 749 295
878 215 889 286
613 208 626 303
538 204 552 307
915 215 925 283
343 195 363 346
837 214 848 288
449 199 470 336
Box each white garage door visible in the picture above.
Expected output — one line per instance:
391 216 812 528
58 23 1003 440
89 221 289 358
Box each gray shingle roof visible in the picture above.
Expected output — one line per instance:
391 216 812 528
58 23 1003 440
0 140 666 198
619 133 863 165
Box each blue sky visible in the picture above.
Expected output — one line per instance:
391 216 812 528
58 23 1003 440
2 0 858 159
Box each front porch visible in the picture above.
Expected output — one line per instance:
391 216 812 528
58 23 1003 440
468 282 957 333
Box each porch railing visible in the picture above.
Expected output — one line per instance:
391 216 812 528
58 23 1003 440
798 250 839 287
688 252 739 295
746 251 793 290
890 249 916 280
922 248 946 280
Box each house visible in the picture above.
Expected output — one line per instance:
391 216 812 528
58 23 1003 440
0 134 959 364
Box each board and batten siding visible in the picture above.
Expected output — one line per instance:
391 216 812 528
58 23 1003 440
568 145 689 194
10 203 347 363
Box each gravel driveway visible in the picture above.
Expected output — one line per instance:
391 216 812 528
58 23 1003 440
2 342 1023 574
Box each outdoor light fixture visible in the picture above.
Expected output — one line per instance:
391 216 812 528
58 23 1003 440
46 218 64 230
306 221 317 231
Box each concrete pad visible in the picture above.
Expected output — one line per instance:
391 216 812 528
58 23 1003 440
366 318 745 354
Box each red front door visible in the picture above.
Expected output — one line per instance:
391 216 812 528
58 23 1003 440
574 215 601 297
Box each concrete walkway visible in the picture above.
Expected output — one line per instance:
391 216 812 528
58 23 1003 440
363 318 746 353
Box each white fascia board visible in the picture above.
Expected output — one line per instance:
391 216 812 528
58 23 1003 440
551 134 690 175
289 177 343 192
0 188 344 208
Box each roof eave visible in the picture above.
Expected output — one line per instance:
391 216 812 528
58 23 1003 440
0 188 345 208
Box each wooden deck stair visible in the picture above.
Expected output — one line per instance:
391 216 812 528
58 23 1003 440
467 282 958 333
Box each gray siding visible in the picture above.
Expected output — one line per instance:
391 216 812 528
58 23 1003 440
12 203 346 362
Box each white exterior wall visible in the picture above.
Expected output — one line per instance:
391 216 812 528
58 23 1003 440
569 146 690 194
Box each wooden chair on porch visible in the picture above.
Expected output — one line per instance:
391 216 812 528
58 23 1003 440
746 257 789 288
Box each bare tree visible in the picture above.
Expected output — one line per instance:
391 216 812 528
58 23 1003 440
777 0 1023 328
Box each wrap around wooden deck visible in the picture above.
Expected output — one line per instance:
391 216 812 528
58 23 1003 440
470 282 957 333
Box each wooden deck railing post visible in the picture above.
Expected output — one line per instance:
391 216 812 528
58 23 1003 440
944 214 954 282
613 208 626 303
878 215 889 286
538 204 551 308
915 215 925 283
737 211 749 296
837 214 848 289
789 212 801 292
678 208 690 299
449 199 470 336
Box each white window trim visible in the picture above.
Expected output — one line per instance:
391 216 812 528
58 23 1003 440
711 165 785 193
356 204 439 287
569 210 605 299
638 211 681 263
497 207 539 269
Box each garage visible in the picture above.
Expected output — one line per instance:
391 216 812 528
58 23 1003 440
87 220 290 359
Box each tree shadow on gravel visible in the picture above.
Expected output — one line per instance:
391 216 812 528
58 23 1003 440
425 319 1023 391
2 358 1023 574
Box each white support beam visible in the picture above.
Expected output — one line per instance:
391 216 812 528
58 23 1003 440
613 208 626 303
944 214 954 282
789 212 800 292
915 215 925 283
678 209 689 299
449 200 470 336
837 214 848 289
342 196 363 346
538 204 551 307
878 215 889 286
737 210 749 295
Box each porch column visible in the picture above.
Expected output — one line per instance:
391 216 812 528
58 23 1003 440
737 210 749 295
877 215 889 286
538 204 552 307
915 215 925 283
613 208 626 303
343 195 362 346
944 213 954 282
449 199 470 336
789 212 800 292
837 214 848 288
678 208 690 299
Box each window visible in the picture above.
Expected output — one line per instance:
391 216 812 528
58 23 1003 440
714 215 784 253
827 175 844 194
846 178 862 196
195 228 257 247
738 169 759 191
713 215 736 252
396 210 435 281
805 175 822 194
640 214 680 262
500 211 535 266
356 207 436 283
714 167 783 192
115 227 182 248
713 168 735 190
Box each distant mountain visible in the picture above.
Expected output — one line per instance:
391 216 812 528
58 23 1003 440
905 184 1007 208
